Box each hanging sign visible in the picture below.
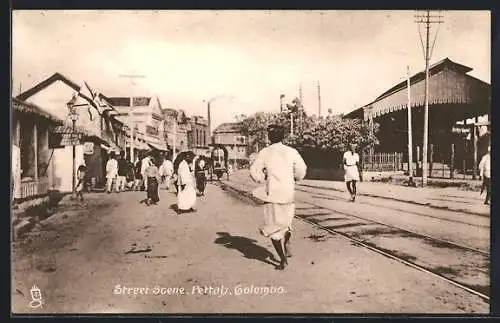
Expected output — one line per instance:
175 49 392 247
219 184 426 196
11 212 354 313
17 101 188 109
60 133 82 146
83 142 94 154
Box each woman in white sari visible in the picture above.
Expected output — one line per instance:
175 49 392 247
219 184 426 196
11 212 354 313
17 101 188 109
177 153 197 213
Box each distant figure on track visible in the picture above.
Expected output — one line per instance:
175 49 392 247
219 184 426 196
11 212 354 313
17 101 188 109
250 124 307 270
343 142 360 202
479 145 491 205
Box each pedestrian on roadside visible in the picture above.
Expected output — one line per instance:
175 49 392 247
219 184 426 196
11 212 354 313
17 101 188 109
105 152 118 193
125 160 136 190
141 152 152 191
75 164 87 202
145 157 160 205
159 154 174 190
133 155 143 191
195 156 207 196
250 124 307 270
116 151 129 192
177 152 197 213
479 145 491 205
343 142 360 202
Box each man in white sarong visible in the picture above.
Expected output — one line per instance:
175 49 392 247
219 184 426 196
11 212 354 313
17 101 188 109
250 124 307 270
177 153 196 213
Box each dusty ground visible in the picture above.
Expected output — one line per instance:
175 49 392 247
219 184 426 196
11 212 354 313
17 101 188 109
11 183 489 314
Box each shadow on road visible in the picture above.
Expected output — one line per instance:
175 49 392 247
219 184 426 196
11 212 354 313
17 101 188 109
169 204 196 214
214 232 278 267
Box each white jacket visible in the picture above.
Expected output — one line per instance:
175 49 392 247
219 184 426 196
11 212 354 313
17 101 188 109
106 159 118 179
250 142 307 204
159 160 174 177
479 153 490 179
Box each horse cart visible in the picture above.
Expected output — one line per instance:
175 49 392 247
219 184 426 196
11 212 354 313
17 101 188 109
209 144 229 181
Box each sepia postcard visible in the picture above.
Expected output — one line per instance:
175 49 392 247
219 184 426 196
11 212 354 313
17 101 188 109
11 9 491 315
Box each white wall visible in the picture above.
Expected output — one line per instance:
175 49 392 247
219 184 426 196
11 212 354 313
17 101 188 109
52 145 85 192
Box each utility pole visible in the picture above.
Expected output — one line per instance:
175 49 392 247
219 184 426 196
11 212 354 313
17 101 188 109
299 84 303 106
172 115 177 160
207 101 212 144
299 85 303 130
119 74 145 162
317 80 322 117
407 66 414 186
415 10 443 187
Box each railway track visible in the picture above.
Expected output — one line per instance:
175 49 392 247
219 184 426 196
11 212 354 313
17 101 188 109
216 178 490 302
296 184 490 226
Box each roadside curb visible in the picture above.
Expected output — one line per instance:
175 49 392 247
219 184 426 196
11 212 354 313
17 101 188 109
218 182 265 206
298 183 488 217
12 218 36 241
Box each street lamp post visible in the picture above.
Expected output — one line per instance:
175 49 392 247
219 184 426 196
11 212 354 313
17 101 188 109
67 102 79 197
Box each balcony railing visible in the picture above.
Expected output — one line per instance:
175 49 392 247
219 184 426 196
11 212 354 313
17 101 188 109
20 177 50 199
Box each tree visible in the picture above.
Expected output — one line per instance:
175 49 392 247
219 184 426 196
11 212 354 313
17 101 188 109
240 112 288 154
240 109 378 161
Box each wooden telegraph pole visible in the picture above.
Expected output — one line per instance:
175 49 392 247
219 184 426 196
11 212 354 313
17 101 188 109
415 10 443 187
407 66 414 186
317 80 322 117
119 74 145 162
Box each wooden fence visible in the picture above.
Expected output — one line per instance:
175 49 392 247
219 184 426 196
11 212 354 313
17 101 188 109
362 152 403 172
20 177 50 199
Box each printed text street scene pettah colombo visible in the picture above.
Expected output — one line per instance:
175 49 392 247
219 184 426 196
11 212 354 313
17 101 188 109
11 10 491 314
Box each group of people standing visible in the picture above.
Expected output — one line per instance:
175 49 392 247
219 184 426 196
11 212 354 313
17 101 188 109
103 150 210 210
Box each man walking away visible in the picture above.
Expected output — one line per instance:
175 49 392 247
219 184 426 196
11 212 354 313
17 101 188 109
479 145 491 205
106 152 118 193
343 142 360 202
250 124 307 270
116 151 129 192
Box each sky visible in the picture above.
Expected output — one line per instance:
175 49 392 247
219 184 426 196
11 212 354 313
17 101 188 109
12 10 490 130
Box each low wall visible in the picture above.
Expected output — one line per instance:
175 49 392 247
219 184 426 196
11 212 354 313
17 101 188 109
305 168 403 182
305 168 344 181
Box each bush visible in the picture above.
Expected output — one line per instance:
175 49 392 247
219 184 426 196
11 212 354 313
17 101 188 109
47 190 63 208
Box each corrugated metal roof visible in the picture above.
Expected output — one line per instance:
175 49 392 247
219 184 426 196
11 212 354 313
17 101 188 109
344 58 490 120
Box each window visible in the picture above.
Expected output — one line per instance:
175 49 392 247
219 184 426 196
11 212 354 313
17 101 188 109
234 135 246 144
